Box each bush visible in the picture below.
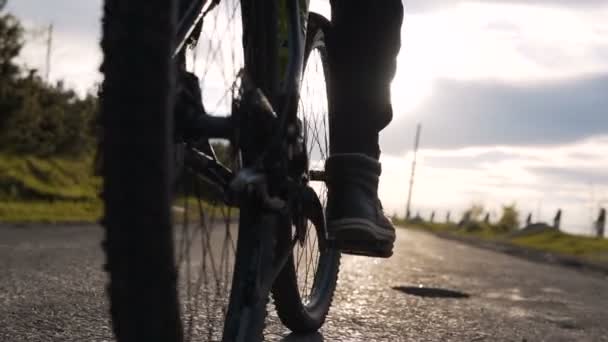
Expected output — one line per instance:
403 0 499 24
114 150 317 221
497 204 519 231
0 6 98 158
0 75 98 157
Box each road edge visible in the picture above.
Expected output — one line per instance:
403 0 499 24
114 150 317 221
401 226 608 277
0 222 99 229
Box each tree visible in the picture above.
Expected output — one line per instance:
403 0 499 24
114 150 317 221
464 203 484 222
0 7 98 158
1 73 98 157
0 2 23 80
497 204 519 231
0 2 24 141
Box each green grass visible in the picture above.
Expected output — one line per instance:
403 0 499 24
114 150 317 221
0 153 101 222
396 218 608 265
0 153 236 223
0 198 236 224
0 153 100 201
511 230 608 263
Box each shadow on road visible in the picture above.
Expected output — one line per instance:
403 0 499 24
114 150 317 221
280 332 324 342
392 286 470 299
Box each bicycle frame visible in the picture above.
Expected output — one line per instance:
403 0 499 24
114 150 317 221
174 0 312 206
171 3 330 335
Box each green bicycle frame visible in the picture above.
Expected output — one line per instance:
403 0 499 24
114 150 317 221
278 0 310 87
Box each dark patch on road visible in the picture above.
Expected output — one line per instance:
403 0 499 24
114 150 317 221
392 286 470 299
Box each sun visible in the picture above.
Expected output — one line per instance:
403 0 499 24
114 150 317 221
390 57 434 119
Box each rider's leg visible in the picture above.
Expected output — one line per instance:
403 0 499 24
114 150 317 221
325 0 404 257
328 0 403 159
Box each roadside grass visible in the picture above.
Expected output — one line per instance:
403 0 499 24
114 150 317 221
396 218 608 264
0 153 99 201
0 153 236 223
510 230 608 263
0 153 101 222
0 198 236 224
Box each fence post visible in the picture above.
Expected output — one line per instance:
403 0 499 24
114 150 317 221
459 211 471 227
553 209 562 230
525 213 532 226
596 208 606 238
430 211 435 223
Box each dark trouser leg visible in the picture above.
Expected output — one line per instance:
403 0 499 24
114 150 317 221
327 0 403 159
325 1 403 257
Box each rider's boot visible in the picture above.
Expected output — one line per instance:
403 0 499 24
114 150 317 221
325 153 395 258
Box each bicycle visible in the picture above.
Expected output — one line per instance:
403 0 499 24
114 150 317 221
100 0 340 340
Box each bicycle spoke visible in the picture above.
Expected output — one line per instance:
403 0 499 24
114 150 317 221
192 0 242 115
175 168 238 341
174 1 245 338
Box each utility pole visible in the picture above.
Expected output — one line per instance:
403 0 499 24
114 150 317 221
590 182 596 235
405 123 421 220
45 23 53 83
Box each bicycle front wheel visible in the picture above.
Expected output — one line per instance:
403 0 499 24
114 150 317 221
100 0 182 341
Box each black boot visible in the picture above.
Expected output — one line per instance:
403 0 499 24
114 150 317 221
325 153 395 257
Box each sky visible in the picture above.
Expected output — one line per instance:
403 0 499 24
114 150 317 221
5 0 608 235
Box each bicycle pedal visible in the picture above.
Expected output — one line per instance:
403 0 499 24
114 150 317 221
326 238 393 258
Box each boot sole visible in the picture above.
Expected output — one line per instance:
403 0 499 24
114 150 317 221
327 218 395 258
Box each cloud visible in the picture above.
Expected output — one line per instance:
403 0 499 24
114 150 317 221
6 0 102 94
10 0 608 97
6 0 101 36
390 2 608 117
382 74 608 153
422 150 526 170
396 2 608 81
379 136 608 235
529 166 608 185
404 0 608 13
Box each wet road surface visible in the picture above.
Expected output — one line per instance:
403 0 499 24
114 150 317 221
1 224 607 341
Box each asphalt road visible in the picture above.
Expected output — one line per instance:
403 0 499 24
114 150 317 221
1 224 607 341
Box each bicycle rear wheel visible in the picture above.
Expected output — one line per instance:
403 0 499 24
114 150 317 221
272 13 341 333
